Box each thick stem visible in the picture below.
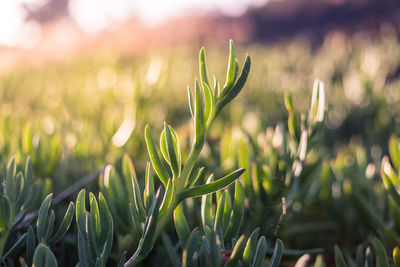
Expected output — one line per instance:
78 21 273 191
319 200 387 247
177 145 202 191
177 111 217 191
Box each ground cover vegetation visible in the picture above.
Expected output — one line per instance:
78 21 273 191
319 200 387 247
1 31 400 266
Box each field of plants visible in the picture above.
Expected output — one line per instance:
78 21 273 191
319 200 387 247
1 29 400 266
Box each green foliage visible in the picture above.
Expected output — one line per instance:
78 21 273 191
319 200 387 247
333 238 391 267
0 156 39 261
121 40 249 266
32 244 58 267
75 189 114 267
162 226 284 267
2 36 400 266
36 194 75 246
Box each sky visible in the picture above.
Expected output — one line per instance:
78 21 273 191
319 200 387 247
0 0 267 48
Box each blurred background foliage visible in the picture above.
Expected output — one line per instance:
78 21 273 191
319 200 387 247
1 30 400 175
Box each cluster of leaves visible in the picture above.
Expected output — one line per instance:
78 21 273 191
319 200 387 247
1 41 279 266
2 36 400 267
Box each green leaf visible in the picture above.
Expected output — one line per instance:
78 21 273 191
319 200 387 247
334 245 348 267
213 76 220 97
284 92 294 112
288 113 300 141
98 193 113 259
194 80 205 149
145 125 170 187
159 179 174 218
199 243 208 267
160 128 170 166
209 231 221 267
0 196 11 231
309 79 319 124
144 162 155 210
26 226 36 266
267 239 283 267
315 80 325 123
216 55 251 114
186 167 205 188
223 235 247 267
174 203 191 247
389 135 400 170
121 154 136 204
381 157 400 207
163 122 179 177
179 168 245 201
48 202 75 246
12 172 23 204
222 40 237 95
373 237 389 267
129 203 143 235
170 127 181 172
224 181 244 240
5 156 16 203
32 244 58 267
45 210 55 242
76 189 87 240
182 229 200 267
77 230 92 267
188 86 195 118
125 188 163 266
132 173 147 220
161 231 179 267
203 82 214 125
252 236 267 267
214 222 224 250
214 191 226 232
199 47 210 89
16 157 33 209
88 193 101 255
222 188 231 235
233 59 239 84
37 194 53 243
201 174 214 231
242 228 260 267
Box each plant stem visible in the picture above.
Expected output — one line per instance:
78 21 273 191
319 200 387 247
177 111 216 191
177 146 201 191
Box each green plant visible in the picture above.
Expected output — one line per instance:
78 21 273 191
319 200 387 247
2 34 400 266
0 157 38 260
164 227 284 267
97 41 250 266
126 40 250 266
333 237 389 267
215 79 326 240
161 179 285 267
75 189 114 267
14 193 75 266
